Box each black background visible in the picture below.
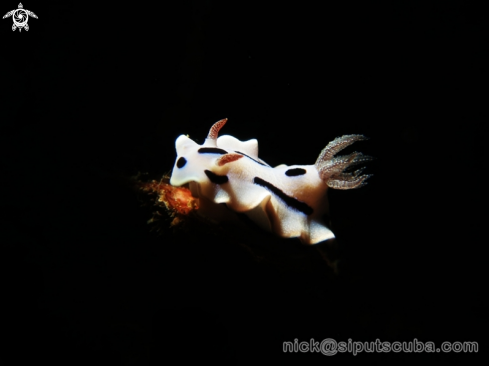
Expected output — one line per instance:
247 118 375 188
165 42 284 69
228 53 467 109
1 0 485 364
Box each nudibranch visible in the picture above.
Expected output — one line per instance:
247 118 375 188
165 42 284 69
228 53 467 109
170 119 372 245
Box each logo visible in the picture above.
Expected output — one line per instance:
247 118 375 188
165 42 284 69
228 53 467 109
3 3 37 32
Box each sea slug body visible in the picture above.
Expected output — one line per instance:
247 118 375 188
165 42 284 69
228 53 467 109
170 119 372 244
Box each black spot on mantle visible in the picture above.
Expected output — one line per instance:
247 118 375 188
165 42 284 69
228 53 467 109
285 168 306 176
198 147 228 155
205 170 229 184
253 177 313 215
176 157 187 168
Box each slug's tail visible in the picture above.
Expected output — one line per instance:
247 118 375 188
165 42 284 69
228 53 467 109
315 135 373 190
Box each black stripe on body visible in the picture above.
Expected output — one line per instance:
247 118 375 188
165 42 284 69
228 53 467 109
285 168 306 176
205 170 229 184
235 151 269 166
253 177 313 215
198 147 228 155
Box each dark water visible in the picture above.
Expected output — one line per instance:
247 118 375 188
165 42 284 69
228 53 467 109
1 1 484 364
